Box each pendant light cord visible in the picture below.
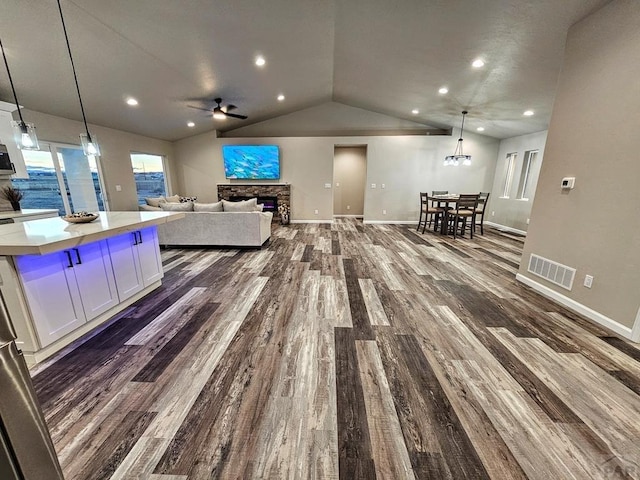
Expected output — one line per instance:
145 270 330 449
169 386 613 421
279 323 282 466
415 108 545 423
56 0 92 142
0 35 27 125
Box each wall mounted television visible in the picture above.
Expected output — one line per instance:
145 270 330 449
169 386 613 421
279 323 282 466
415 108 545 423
222 145 280 180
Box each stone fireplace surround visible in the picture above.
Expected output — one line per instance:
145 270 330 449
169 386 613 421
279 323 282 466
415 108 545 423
217 184 291 222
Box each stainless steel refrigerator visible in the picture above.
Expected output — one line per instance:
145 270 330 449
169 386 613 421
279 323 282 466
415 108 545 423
0 291 64 479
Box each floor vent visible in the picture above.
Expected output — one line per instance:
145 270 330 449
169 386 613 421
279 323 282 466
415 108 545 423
527 254 575 291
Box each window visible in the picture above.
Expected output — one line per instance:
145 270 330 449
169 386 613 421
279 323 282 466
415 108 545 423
517 150 538 200
131 153 167 205
501 152 517 198
12 144 106 215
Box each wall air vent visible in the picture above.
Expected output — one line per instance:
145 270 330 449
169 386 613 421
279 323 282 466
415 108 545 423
527 254 575 291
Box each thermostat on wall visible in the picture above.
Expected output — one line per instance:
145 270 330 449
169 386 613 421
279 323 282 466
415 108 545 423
561 177 575 189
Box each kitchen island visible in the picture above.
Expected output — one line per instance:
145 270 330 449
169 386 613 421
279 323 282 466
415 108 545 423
0 211 184 365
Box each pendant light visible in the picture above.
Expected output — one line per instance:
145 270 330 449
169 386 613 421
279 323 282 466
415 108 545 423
56 0 100 156
0 36 39 151
444 110 471 166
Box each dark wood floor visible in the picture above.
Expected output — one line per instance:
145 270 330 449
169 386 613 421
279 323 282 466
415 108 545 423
31 220 640 479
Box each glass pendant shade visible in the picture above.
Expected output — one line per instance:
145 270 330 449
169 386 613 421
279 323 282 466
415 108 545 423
11 120 39 150
80 133 100 156
445 110 472 167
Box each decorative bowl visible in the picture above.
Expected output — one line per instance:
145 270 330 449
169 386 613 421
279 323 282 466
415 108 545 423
61 212 100 224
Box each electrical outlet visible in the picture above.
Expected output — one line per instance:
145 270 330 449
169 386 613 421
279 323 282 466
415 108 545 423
526 218 530 225
584 275 593 288
371 183 377 189
491 211 495 216
314 209 319 215
324 183 331 188
382 209 387 215
346 205 350 210
115 185 122 192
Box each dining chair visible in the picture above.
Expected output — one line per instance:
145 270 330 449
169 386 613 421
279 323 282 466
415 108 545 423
417 192 444 233
431 190 450 220
473 192 491 235
448 193 479 239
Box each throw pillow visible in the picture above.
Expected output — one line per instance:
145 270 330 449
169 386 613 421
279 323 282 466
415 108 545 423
164 194 181 203
255 203 264 212
160 201 193 212
180 196 197 203
222 198 258 212
193 201 223 212
145 196 166 208
139 204 162 211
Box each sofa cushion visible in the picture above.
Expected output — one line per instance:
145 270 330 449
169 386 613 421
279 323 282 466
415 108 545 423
193 201 223 212
160 201 193 211
145 196 166 207
165 194 181 203
180 196 198 203
222 198 258 212
139 204 162 211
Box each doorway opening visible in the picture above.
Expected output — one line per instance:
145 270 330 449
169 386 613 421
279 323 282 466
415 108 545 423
333 145 367 218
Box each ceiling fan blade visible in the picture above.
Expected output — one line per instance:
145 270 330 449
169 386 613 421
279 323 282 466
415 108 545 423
224 112 248 120
187 105 213 112
226 104 237 112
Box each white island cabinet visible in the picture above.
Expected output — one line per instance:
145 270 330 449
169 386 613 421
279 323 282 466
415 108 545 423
106 227 163 303
0 211 184 365
16 240 118 347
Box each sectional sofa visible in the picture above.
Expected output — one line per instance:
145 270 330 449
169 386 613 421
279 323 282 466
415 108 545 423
142 196 273 247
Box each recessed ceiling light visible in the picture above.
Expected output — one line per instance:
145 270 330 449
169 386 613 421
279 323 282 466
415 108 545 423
472 58 485 68
412 109 419 115
255 56 266 67
277 94 285 101
126 97 138 106
438 87 448 94
476 127 485 132
523 110 534 116
187 121 195 127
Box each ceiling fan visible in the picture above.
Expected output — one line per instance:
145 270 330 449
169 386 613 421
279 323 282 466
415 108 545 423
188 97 248 120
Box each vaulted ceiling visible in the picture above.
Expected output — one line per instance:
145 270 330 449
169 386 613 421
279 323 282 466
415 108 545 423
0 0 611 142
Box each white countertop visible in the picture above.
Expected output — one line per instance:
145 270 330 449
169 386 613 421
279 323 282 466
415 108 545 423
0 211 184 256
0 208 59 220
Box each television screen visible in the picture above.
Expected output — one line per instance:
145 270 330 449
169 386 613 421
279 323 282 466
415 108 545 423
222 145 280 179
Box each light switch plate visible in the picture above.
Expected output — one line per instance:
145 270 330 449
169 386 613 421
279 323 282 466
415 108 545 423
115 184 122 192
371 183 377 189
324 183 331 188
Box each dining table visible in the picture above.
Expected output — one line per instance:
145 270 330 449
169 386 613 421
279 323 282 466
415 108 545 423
431 194 461 235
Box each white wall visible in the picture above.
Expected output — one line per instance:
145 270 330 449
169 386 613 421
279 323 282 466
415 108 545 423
173 129 499 222
521 0 640 332
488 130 548 232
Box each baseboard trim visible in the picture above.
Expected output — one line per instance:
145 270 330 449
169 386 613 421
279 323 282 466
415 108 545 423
363 220 418 225
290 220 333 224
515 273 635 341
333 215 363 218
485 221 527 236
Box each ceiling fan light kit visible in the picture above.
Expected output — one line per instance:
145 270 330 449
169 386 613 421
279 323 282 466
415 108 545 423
444 110 471 166
188 97 248 121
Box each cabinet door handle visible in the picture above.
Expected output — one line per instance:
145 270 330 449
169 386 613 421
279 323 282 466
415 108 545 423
64 250 73 268
132 232 139 245
73 248 82 265
137 231 143 244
